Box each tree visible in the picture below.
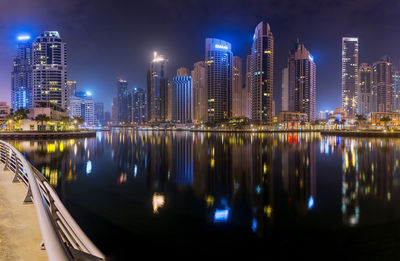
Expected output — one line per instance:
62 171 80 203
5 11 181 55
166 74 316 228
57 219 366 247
60 116 71 130
355 114 367 127
381 116 391 130
72 116 84 129
35 114 50 131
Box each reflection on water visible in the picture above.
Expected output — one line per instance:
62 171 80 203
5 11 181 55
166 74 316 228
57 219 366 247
7 131 400 259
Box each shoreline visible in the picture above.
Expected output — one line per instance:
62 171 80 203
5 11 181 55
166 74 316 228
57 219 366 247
0 130 97 139
320 130 400 137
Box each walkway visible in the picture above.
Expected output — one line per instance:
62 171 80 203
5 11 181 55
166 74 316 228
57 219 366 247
0 164 47 261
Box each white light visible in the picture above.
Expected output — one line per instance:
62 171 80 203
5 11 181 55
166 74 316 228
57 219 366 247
17 35 31 41
215 44 229 50
86 91 92 96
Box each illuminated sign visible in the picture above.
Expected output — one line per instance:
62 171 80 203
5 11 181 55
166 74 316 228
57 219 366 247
308 54 314 62
215 44 229 50
17 35 31 41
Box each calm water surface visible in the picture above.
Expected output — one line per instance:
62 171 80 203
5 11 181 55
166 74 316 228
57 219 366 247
8 130 400 260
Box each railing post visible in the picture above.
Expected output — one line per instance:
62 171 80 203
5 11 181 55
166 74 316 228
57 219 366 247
3 148 10 171
12 159 20 183
24 184 33 203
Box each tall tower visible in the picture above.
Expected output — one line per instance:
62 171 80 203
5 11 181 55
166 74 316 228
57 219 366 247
358 63 373 115
147 52 169 122
205 38 233 123
243 54 252 118
117 78 129 124
287 40 316 121
393 70 400 112
342 37 359 115
32 31 67 109
191 61 207 123
11 35 33 111
172 68 193 123
232 56 243 118
251 22 274 124
373 56 393 112
281 67 289 111
132 88 147 123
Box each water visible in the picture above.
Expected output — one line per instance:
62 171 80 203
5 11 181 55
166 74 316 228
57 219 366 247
7 130 400 260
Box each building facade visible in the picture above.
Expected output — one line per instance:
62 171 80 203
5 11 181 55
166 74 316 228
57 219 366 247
281 67 289 111
32 31 67 109
342 37 359 115
132 88 146 124
232 56 243 118
70 92 95 126
117 78 130 124
358 63 373 115
66 80 77 111
251 22 274 124
205 38 233 123
11 35 33 111
394 71 400 112
172 69 193 124
191 61 207 123
243 54 252 119
287 40 316 121
147 52 169 123
373 56 393 112
94 102 104 126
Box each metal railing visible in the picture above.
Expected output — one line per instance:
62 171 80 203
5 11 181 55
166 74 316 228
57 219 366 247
0 140 105 261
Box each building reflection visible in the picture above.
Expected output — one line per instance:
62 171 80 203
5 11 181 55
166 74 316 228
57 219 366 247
320 136 399 226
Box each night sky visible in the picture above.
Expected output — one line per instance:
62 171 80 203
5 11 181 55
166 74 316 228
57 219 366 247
1 0 399 112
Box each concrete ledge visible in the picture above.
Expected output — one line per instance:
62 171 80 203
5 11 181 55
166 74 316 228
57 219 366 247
0 131 96 139
320 130 400 137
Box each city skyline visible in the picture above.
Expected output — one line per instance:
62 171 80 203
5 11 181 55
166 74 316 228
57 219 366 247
1 0 400 113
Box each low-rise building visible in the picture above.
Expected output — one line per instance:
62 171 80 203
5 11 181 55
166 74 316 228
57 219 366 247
29 101 69 120
370 112 400 125
278 111 307 126
0 102 10 120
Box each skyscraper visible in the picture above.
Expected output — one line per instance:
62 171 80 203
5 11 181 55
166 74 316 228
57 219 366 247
287 40 316 121
147 52 169 122
191 61 207 123
393 71 400 112
66 80 77 111
251 22 274 124
132 88 146 124
373 56 393 112
358 63 373 115
117 78 129 124
172 68 193 123
11 35 33 111
32 31 67 109
281 67 289 111
342 37 359 115
243 54 252 118
205 38 233 123
94 102 104 126
232 56 243 118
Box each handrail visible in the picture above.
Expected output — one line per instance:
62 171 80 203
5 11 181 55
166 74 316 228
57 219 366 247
0 140 105 261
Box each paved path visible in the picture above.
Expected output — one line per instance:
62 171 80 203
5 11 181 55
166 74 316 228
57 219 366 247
0 164 47 261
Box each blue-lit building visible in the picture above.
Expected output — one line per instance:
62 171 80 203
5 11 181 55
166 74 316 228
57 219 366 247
11 35 33 111
205 38 233 123
172 68 193 123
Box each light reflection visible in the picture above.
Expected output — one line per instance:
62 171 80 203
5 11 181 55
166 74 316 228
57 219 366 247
152 193 165 214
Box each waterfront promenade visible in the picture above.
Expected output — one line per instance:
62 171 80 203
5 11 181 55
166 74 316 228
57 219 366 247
0 165 47 261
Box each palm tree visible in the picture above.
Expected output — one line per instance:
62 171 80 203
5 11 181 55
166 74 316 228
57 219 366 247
60 116 71 131
72 116 84 129
355 114 367 128
35 114 50 131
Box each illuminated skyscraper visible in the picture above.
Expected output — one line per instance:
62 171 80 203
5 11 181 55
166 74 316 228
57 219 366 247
66 80 77 111
358 63 373 115
32 31 67 109
243 54 251 118
117 78 129 124
191 61 207 123
232 56 243 118
70 91 94 126
132 88 147 124
342 37 358 115
394 71 400 112
373 56 393 112
147 52 169 122
11 35 33 111
287 40 316 121
94 102 104 126
281 67 289 111
172 68 193 123
205 38 233 123
251 22 274 124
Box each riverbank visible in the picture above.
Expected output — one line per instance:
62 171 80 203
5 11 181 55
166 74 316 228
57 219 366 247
188 129 320 133
320 130 400 137
0 130 96 139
